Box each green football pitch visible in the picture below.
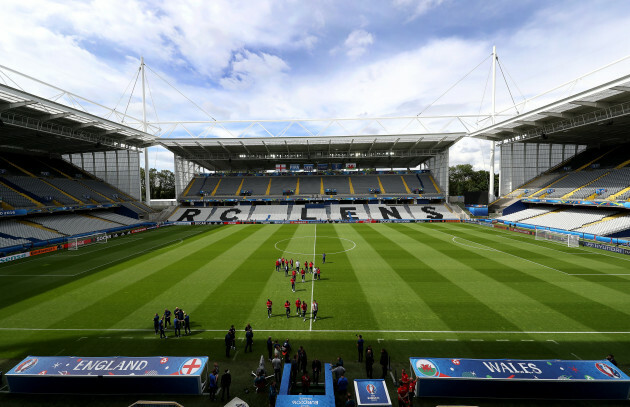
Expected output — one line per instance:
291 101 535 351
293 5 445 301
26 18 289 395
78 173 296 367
1 222 630 406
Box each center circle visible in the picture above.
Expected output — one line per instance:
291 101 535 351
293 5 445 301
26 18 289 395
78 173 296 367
274 235 357 256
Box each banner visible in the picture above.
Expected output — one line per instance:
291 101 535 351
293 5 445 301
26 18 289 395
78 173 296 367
410 357 629 381
346 162 356 169
0 209 28 217
581 241 630 255
304 164 314 171
318 163 328 171
289 164 300 171
275 164 286 172
0 252 30 264
354 379 392 406
30 246 58 256
331 163 342 170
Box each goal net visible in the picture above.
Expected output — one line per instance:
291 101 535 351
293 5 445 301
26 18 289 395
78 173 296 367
67 232 108 250
535 229 580 247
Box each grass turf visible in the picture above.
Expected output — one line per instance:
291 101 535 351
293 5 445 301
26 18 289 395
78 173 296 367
1 222 630 406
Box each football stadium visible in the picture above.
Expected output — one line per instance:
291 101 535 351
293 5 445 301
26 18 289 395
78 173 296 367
3 3 630 407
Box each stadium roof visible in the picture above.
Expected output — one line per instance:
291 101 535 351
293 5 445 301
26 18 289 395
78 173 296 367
0 84 155 155
160 133 463 171
470 74 630 146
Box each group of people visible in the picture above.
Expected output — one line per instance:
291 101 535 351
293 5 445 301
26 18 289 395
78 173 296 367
267 298 319 321
153 307 190 338
224 324 255 357
207 362 232 402
396 368 417 407
275 257 323 292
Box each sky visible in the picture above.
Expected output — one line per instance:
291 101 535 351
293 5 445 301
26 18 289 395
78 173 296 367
1 0 630 173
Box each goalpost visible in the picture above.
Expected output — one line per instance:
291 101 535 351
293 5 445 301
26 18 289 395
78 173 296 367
535 229 580 247
67 232 108 250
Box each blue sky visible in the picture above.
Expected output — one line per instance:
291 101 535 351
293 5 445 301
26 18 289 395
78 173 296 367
1 0 630 171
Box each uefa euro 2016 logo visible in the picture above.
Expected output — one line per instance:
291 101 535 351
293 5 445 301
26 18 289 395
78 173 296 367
366 384 376 394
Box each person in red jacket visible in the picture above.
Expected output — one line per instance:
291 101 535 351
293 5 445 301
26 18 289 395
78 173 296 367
284 300 291 318
291 277 296 292
301 300 308 321
301 268 306 283
295 298 302 315
292 269 297 280
397 381 409 407
309 261 313 273
266 299 273 318
275 259 280 272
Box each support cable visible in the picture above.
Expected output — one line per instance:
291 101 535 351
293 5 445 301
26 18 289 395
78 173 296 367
496 58 519 114
145 64 217 121
417 54 492 116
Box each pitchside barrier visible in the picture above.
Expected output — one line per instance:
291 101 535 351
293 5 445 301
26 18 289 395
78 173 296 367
6 356 209 395
410 357 630 400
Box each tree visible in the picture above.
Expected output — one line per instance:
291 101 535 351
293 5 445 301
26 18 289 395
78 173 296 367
141 167 175 199
449 164 498 197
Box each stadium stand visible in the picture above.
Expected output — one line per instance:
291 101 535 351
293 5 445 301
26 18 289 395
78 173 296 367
329 204 369 220
570 168 630 200
268 177 298 196
497 206 558 222
240 177 271 196
0 182 40 208
46 178 111 203
378 175 409 194
29 214 122 236
249 205 290 221
368 204 413 220
0 219 65 240
508 173 565 198
91 211 143 226
348 175 381 194
288 205 327 221
213 177 245 196
167 207 214 222
323 176 351 195
517 208 617 230
575 213 630 236
208 206 248 221
296 176 321 195
542 169 610 198
79 179 134 202
418 173 440 195
4 176 80 205
407 204 455 220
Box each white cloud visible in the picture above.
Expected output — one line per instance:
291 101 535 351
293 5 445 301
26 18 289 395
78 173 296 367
2 0 630 177
220 50 290 90
392 0 445 21
343 29 375 58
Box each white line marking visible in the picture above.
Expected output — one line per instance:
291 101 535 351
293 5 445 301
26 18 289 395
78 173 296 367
547 339 559 344
521 339 534 342
0 235 196 277
496 339 509 342
309 223 316 332
470 223 630 265
571 352 582 360
378 338 384 342
446 339 458 341
1 327 628 335
54 348 65 356
471 339 484 342
0 229 209 277
274 235 356 256
396 339 409 341
452 236 499 252
420 339 433 341
76 337 88 341
431 227 570 275
232 350 239 361
122 337 133 339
